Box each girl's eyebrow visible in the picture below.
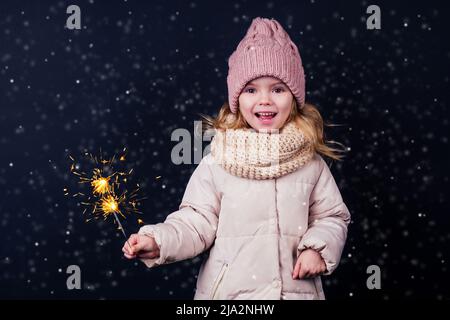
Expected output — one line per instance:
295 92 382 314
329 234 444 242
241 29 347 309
246 81 285 86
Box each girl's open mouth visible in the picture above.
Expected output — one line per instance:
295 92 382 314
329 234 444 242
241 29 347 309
255 112 278 124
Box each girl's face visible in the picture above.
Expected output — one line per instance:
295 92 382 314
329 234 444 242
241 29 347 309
238 76 293 131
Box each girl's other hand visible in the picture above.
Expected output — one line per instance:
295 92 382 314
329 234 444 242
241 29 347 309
122 234 160 260
292 248 327 279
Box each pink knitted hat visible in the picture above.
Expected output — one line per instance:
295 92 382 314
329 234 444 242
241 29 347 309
227 17 305 114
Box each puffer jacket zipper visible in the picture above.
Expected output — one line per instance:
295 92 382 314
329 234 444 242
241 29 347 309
274 179 283 296
211 263 228 299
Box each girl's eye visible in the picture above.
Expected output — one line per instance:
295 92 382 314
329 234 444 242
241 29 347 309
244 87 285 93
273 87 285 93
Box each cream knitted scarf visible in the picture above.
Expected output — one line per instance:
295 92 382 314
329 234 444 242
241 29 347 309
210 118 315 180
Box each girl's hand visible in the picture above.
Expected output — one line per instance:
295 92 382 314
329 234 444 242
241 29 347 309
122 233 160 260
292 248 327 279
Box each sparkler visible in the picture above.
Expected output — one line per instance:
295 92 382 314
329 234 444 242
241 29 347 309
66 148 147 246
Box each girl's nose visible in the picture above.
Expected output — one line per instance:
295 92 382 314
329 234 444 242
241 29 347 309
258 91 272 105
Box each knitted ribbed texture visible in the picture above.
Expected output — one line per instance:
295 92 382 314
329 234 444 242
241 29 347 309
210 119 314 180
227 17 305 114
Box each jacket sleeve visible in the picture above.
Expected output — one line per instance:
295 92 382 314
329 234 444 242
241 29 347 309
297 156 351 275
138 156 221 268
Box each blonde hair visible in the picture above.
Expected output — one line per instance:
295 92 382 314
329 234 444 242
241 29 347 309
199 99 348 161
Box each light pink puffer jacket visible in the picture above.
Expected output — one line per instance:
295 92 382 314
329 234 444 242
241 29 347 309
138 152 351 300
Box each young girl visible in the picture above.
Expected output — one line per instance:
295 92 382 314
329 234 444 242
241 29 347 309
122 17 351 300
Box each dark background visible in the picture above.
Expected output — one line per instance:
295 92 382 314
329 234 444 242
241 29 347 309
0 0 449 300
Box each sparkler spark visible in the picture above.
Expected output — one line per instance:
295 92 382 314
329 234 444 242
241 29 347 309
100 195 120 216
66 148 147 240
92 176 111 195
